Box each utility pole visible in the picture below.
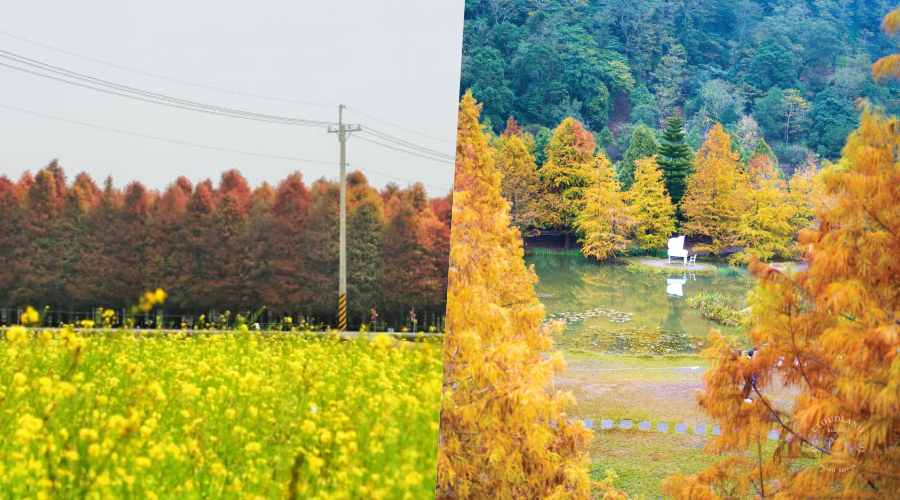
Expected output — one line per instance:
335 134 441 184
328 104 361 331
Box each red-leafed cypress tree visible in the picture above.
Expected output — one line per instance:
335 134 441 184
270 173 311 310
185 180 217 310
17 164 68 307
145 177 194 310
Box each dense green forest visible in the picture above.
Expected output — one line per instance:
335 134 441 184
460 0 900 171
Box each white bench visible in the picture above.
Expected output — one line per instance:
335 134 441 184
667 236 689 265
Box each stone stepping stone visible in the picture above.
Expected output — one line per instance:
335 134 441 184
675 423 687 433
619 419 632 429
695 424 707 435
768 429 780 440
638 421 651 431
712 425 722 436
657 422 669 432
600 419 613 430
582 419 593 430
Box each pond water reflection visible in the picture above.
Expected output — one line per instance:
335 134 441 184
528 255 756 355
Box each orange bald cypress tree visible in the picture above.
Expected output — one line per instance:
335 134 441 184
662 102 900 499
537 117 597 248
681 123 745 255
437 92 617 499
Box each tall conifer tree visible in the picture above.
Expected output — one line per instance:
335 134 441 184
656 117 692 210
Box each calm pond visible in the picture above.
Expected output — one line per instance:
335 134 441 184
528 255 756 355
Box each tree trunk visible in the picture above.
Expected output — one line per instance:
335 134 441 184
564 232 570 249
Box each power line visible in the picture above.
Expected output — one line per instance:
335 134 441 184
0 49 460 162
0 28 336 109
0 103 335 165
0 47 456 179
0 103 449 192
354 134 455 165
0 49 337 128
345 106 456 145
361 127 454 160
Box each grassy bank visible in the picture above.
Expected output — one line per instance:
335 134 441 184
556 350 795 498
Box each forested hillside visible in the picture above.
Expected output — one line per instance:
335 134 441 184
0 162 450 326
460 0 900 170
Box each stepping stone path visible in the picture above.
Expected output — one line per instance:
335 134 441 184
590 419 733 438
768 429 780 440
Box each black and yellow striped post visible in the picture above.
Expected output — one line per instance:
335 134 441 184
338 292 347 332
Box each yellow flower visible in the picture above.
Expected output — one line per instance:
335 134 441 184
307 455 325 475
14 414 44 443
244 442 261 454
284 316 293 324
6 326 28 344
20 306 39 325
79 428 99 442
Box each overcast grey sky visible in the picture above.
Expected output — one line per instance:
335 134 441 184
0 0 463 195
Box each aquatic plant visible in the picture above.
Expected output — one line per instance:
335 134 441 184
554 325 708 356
684 293 748 327
527 247 585 258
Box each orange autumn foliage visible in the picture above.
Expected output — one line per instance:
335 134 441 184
680 123 745 255
661 102 900 499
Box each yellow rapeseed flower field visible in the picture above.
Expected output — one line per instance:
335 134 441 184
0 328 442 499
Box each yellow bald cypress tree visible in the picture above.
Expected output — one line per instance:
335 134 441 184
730 153 795 264
630 155 677 252
574 151 634 261
437 92 619 499
495 131 539 227
787 155 825 237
